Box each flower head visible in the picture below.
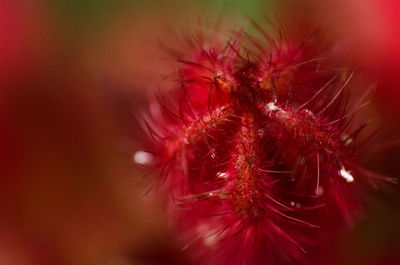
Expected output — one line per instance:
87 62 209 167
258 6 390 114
138 21 395 265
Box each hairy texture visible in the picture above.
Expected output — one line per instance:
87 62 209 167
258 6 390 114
139 23 395 265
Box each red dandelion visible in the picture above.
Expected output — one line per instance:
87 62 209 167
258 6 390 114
137 21 396 265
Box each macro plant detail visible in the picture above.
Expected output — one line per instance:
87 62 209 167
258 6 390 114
139 22 396 265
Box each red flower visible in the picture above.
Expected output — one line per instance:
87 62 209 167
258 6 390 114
139 22 395 265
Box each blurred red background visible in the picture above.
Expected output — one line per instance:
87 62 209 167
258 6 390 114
0 0 399 264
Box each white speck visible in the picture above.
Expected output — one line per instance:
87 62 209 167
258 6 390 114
303 109 314 116
265 102 287 119
345 138 353 146
217 172 229 179
340 167 354 183
133 151 153 165
267 102 279 111
290 201 295 207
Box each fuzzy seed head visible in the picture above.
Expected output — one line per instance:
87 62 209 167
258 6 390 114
138 21 395 265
